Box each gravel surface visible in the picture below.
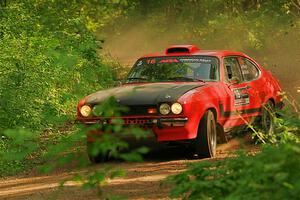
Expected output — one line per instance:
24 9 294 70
0 136 259 200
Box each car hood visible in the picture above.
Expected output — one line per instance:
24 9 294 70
85 82 205 106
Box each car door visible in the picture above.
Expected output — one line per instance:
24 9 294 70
237 56 264 110
222 56 260 129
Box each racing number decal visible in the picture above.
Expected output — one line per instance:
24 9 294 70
146 59 156 64
232 86 250 106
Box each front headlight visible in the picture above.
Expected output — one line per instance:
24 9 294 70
171 103 183 114
159 103 171 115
80 105 92 117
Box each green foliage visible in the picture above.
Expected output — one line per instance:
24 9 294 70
1 129 39 161
1 2 300 200
0 0 138 132
168 143 300 200
101 56 131 82
247 97 300 144
84 97 150 163
258 110 299 144
168 98 300 200
0 97 149 199
0 0 138 179
110 0 300 50
0 129 40 176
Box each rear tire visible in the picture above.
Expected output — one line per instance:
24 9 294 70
261 100 275 134
87 142 109 164
194 110 217 158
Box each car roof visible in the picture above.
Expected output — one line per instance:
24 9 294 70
140 45 247 59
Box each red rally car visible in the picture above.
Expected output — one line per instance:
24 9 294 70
77 45 283 161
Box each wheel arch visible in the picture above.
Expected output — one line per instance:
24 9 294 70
268 98 275 106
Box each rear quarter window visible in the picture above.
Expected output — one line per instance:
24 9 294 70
238 57 260 81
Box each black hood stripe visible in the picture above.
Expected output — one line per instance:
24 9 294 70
86 83 205 106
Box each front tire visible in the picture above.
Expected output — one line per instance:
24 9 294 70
87 142 109 164
194 110 217 158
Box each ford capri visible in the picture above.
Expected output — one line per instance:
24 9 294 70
77 45 283 162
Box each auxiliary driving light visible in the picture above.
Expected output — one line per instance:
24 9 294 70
80 105 92 117
147 108 157 114
159 103 171 115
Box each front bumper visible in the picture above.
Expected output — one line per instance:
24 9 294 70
78 115 198 142
77 116 188 128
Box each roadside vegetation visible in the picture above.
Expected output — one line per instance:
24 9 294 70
169 142 300 200
0 0 300 199
0 0 134 176
168 100 300 200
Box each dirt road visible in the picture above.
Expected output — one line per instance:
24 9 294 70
0 137 257 200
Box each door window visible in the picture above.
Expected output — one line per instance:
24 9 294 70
224 57 243 82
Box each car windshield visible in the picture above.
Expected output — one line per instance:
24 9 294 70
126 56 219 83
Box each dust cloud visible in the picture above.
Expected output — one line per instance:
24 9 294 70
100 18 300 102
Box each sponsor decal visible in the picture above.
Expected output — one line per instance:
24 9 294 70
179 58 212 63
232 86 250 106
159 59 179 63
141 57 215 65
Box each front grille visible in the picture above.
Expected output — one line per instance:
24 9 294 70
121 105 157 116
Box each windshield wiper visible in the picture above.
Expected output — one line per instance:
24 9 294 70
168 77 205 83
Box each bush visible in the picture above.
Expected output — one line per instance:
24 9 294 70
168 143 300 200
0 97 149 199
0 0 120 132
168 101 300 200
